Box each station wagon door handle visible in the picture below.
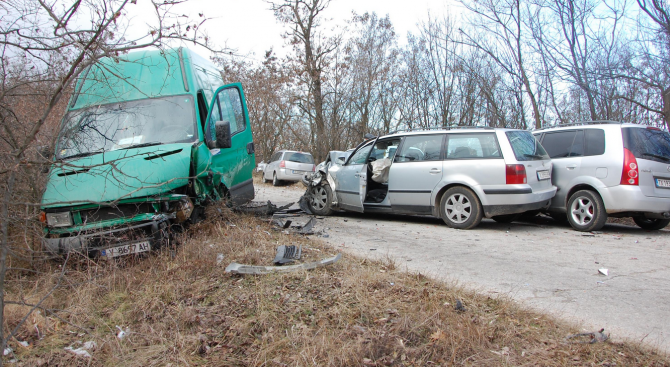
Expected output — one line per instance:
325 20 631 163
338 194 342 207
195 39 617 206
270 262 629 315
566 165 577 170
429 168 442 174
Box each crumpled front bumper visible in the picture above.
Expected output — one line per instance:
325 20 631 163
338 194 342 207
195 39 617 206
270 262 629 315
43 216 169 255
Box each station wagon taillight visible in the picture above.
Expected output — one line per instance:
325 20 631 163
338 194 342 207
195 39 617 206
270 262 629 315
279 160 286 168
506 164 527 184
620 148 639 186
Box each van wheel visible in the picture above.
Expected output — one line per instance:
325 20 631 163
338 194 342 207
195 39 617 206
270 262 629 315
567 190 607 232
440 186 483 229
272 172 280 186
492 214 519 223
307 184 333 216
632 216 670 230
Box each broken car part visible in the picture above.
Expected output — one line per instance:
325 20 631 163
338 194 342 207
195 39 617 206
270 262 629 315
274 245 302 264
225 253 342 275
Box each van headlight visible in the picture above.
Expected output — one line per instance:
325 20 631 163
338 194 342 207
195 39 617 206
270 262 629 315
46 212 72 227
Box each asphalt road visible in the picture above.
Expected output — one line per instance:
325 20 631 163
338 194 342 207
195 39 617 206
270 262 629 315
253 181 670 353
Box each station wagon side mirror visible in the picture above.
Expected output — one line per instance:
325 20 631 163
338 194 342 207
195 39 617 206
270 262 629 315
215 120 232 149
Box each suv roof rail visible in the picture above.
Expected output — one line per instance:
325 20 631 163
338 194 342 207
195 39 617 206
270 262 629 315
389 125 495 135
534 120 623 131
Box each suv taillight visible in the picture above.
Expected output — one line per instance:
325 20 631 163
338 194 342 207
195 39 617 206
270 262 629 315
279 160 286 168
506 164 527 184
312 166 316 172
620 148 639 185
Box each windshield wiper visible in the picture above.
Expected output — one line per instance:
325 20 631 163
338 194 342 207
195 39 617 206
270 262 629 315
642 153 670 162
59 151 100 160
524 153 547 159
118 142 162 150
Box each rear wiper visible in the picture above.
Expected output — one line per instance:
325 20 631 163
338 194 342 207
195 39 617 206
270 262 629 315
642 153 670 162
524 154 547 159
119 142 162 150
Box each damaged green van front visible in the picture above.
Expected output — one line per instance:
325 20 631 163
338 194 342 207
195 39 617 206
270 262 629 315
41 48 255 258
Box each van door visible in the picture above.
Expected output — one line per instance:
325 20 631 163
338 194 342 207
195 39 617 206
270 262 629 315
203 83 255 204
539 130 583 210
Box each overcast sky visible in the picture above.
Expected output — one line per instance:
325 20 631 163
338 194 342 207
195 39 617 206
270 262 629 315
127 0 461 62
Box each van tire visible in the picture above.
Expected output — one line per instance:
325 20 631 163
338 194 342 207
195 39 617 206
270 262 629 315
307 184 333 216
272 172 280 186
567 190 607 232
492 214 520 223
632 216 670 230
440 186 483 229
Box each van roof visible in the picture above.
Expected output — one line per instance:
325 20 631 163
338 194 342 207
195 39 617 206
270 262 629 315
69 48 215 110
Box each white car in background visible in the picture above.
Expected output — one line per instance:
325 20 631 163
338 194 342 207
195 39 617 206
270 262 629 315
263 150 316 186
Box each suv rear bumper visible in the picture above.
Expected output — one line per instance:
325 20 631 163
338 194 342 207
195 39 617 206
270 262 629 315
600 185 670 216
277 168 310 182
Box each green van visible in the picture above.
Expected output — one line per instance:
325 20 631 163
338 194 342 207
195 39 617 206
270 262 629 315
40 48 255 258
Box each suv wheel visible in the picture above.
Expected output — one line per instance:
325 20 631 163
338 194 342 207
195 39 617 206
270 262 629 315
567 190 607 232
272 172 280 186
307 184 333 216
492 214 520 223
440 186 483 229
632 216 670 230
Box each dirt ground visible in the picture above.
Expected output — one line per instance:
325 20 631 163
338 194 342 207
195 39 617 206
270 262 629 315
253 180 670 354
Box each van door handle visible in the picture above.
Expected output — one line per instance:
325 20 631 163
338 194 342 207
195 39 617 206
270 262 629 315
566 165 577 170
429 168 441 174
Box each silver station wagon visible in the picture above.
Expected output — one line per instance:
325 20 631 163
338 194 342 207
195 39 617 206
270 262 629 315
302 128 557 229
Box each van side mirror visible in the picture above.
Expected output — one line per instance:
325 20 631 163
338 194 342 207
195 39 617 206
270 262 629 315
215 120 232 149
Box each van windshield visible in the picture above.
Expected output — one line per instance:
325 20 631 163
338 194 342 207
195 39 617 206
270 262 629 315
623 127 670 163
284 152 314 164
57 95 197 159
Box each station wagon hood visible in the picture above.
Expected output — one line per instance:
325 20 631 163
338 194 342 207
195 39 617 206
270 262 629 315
41 143 193 208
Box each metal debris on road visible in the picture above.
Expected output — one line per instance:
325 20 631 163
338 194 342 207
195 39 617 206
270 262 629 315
566 328 609 344
598 268 609 276
225 253 342 275
274 245 302 265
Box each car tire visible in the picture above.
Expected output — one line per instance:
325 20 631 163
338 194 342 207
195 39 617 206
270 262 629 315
492 214 520 223
567 190 607 232
263 170 270 183
272 172 280 186
632 216 670 230
307 184 333 216
440 186 483 229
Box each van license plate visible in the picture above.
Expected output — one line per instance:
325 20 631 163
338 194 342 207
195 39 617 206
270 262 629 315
537 170 551 180
101 241 151 258
292 170 303 174
656 178 670 188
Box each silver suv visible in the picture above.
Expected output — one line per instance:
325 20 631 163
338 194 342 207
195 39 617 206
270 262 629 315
263 150 315 186
302 128 556 229
533 122 670 231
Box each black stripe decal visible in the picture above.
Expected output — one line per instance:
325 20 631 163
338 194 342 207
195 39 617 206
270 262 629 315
483 188 532 195
388 190 432 194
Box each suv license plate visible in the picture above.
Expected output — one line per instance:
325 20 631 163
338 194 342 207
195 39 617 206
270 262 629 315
101 241 151 259
537 170 551 180
656 178 670 188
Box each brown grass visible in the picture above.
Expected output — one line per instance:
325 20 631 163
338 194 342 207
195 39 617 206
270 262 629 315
4 204 669 366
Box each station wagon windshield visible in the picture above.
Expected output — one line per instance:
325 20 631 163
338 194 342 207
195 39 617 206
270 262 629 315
505 131 549 161
57 95 197 159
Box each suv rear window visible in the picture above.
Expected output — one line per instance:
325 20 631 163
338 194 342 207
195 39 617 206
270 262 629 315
622 127 670 164
505 131 549 161
283 152 314 164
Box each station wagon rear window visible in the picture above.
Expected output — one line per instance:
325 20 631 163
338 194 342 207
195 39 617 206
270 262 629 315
445 133 500 159
284 152 315 164
505 131 549 161
623 127 670 163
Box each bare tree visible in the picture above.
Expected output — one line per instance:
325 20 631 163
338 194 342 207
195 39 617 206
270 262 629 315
269 0 338 161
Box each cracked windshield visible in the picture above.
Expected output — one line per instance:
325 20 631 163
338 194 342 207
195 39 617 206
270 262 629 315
57 95 196 159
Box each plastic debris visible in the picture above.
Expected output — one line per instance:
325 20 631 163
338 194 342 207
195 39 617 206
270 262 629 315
273 245 302 265
64 341 96 358
17 341 29 348
3 347 12 356
455 300 466 312
225 253 342 275
598 268 609 276
116 325 129 340
566 328 609 344
216 253 225 265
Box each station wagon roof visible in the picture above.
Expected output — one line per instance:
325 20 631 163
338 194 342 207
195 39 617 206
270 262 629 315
378 127 522 140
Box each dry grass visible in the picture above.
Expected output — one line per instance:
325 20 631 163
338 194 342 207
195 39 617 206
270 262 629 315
4 204 669 366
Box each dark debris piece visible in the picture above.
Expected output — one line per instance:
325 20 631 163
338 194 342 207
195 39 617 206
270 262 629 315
454 300 466 312
274 245 302 265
